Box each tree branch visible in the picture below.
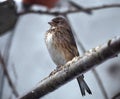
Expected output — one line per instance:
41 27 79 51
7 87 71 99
18 36 120 99
68 1 92 14
92 69 109 99
18 3 120 16
112 92 120 99
0 54 19 97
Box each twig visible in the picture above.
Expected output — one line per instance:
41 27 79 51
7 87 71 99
0 28 17 98
3 28 16 67
63 15 86 54
0 67 4 99
92 69 109 99
18 3 120 16
11 63 18 79
7 0 14 1
0 0 18 96
18 36 120 99
0 25 17 97
112 92 120 99
68 1 92 14
18 10 61 16
0 54 19 97
0 25 19 97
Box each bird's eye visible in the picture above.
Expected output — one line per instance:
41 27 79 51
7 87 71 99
56 21 59 23
54 20 60 23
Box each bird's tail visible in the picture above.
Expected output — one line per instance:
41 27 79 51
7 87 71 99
77 75 92 96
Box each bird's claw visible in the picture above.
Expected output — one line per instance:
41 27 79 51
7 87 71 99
49 65 64 76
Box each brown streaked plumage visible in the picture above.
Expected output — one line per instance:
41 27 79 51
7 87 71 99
45 16 92 96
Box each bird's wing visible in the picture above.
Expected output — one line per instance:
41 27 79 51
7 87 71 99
53 26 79 61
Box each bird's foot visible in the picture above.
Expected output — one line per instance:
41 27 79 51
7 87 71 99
49 69 58 76
49 65 64 76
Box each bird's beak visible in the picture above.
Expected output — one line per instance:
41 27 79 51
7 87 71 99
48 22 53 25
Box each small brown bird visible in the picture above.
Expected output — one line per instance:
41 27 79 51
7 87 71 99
45 16 92 96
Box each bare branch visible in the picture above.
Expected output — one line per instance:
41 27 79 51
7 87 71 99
11 63 18 79
112 92 120 99
68 1 92 14
0 54 19 97
18 3 120 16
92 69 109 99
18 10 61 16
1 25 18 97
18 36 120 99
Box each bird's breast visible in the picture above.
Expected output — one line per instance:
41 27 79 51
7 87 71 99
45 32 66 66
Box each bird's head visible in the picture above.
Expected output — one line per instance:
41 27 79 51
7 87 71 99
48 16 68 27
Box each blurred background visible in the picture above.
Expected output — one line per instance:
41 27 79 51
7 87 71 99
0 0 120 99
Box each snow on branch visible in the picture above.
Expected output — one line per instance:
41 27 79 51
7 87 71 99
18 36 120 99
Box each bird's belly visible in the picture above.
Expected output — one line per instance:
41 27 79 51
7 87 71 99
48 45 66 66
46 33 66 66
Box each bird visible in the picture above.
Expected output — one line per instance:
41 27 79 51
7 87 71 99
45 16 92 96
